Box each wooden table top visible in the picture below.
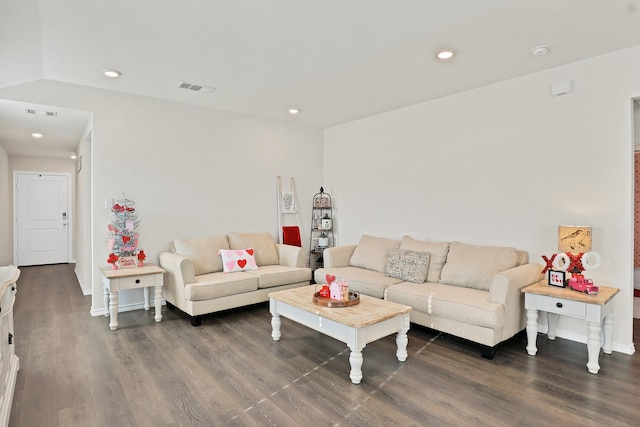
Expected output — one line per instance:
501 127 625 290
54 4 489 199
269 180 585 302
521 280 619 306
100 263 165 279
269 285 412 328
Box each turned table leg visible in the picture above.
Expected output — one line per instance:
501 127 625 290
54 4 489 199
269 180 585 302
525 308 539 356
348 347 364 384
103 284 109 318
396 315 410 362
109 291 119 331
602 311 614 355
143 287 150 311
271 313 281 341
586 321 602 374
153 285 162 322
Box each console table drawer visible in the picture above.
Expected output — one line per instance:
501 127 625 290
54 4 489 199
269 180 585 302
535 295 585 317
116 274 157 290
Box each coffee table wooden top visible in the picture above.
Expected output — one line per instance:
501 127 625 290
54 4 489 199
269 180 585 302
269 286 411 328
521 281 619 306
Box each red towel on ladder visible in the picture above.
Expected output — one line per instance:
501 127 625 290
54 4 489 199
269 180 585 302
282 226 302 247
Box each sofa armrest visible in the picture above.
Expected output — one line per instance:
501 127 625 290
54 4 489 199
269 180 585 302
489 263 544 339
323 245 357 268
158 252 196 308
276 244 305 268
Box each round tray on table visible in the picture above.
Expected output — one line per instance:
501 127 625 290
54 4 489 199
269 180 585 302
312 291 360 307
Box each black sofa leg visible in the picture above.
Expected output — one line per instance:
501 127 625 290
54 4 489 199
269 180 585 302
190 316 202 327
481 346 496 360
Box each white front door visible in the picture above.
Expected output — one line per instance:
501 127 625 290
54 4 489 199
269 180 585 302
15 172 70 266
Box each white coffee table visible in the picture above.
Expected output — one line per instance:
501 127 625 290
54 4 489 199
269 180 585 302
269 286 412 384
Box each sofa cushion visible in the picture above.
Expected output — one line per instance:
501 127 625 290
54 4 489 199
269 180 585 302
385 282 504 329
173 235 229 275
400 236 450 283
246 265 311 288
384 248 430 283
185 272 258 301
227 232 279 266
439 241 519 291
219 248 258 273
349 235 400 273
315 266 402 298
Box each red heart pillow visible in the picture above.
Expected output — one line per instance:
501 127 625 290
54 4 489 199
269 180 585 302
219 248 258 273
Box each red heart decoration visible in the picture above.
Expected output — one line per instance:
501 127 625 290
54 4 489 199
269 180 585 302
237 259 247 268
122 235 131 243
246 249 254 255
326 274 336 284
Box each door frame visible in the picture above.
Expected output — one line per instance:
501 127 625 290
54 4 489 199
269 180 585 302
12 171 73 266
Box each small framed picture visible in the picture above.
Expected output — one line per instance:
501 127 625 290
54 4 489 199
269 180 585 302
314 196 330 208
548 270 566 287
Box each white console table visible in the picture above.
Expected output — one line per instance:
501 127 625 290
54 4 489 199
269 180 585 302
100 264 165 330
0 266 19 427
522 281 619 374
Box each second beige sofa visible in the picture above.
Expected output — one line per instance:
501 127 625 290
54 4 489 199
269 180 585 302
160 232 311 326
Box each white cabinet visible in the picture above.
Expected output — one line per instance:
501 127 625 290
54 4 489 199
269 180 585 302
0 266 19 427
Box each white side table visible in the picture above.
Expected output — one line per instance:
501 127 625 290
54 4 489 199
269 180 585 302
100 264 165 330
522 281 619 374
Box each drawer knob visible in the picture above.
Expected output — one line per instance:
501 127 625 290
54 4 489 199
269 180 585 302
135 279 140 284
556 302 563 308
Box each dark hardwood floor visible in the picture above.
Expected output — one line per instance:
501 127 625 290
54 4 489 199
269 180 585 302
9 264 640 426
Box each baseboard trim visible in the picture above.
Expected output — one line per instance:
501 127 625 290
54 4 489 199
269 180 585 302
537 324 635 355
90 300 165 317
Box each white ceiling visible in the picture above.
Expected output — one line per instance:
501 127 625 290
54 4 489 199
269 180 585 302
2 0 640 158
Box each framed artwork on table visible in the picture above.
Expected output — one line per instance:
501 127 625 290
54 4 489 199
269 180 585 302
548 270 566 287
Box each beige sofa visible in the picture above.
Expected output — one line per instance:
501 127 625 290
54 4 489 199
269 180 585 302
315 235 543 358
159 232 311 326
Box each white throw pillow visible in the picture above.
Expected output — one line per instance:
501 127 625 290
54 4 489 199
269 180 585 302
219 248 259 273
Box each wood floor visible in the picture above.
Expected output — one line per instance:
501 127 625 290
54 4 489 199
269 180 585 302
9 264 640 426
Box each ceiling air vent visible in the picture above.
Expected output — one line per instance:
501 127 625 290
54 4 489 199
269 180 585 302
178 81 216 94
25 108 57 117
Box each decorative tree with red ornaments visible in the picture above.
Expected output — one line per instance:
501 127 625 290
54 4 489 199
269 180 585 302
107 195 145 269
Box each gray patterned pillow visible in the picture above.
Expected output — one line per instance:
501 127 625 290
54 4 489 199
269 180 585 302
384 249 431 283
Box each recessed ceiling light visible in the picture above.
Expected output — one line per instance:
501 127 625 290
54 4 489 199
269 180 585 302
70 154 77 160
436 49 455 60
531 45 549 56
288 108 300 115
32 133 43 138
104 69 122 78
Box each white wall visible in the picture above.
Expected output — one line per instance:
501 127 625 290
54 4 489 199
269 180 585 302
0 80 323 314
75 129 92 295
324 46 640 354
0 145 10 265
